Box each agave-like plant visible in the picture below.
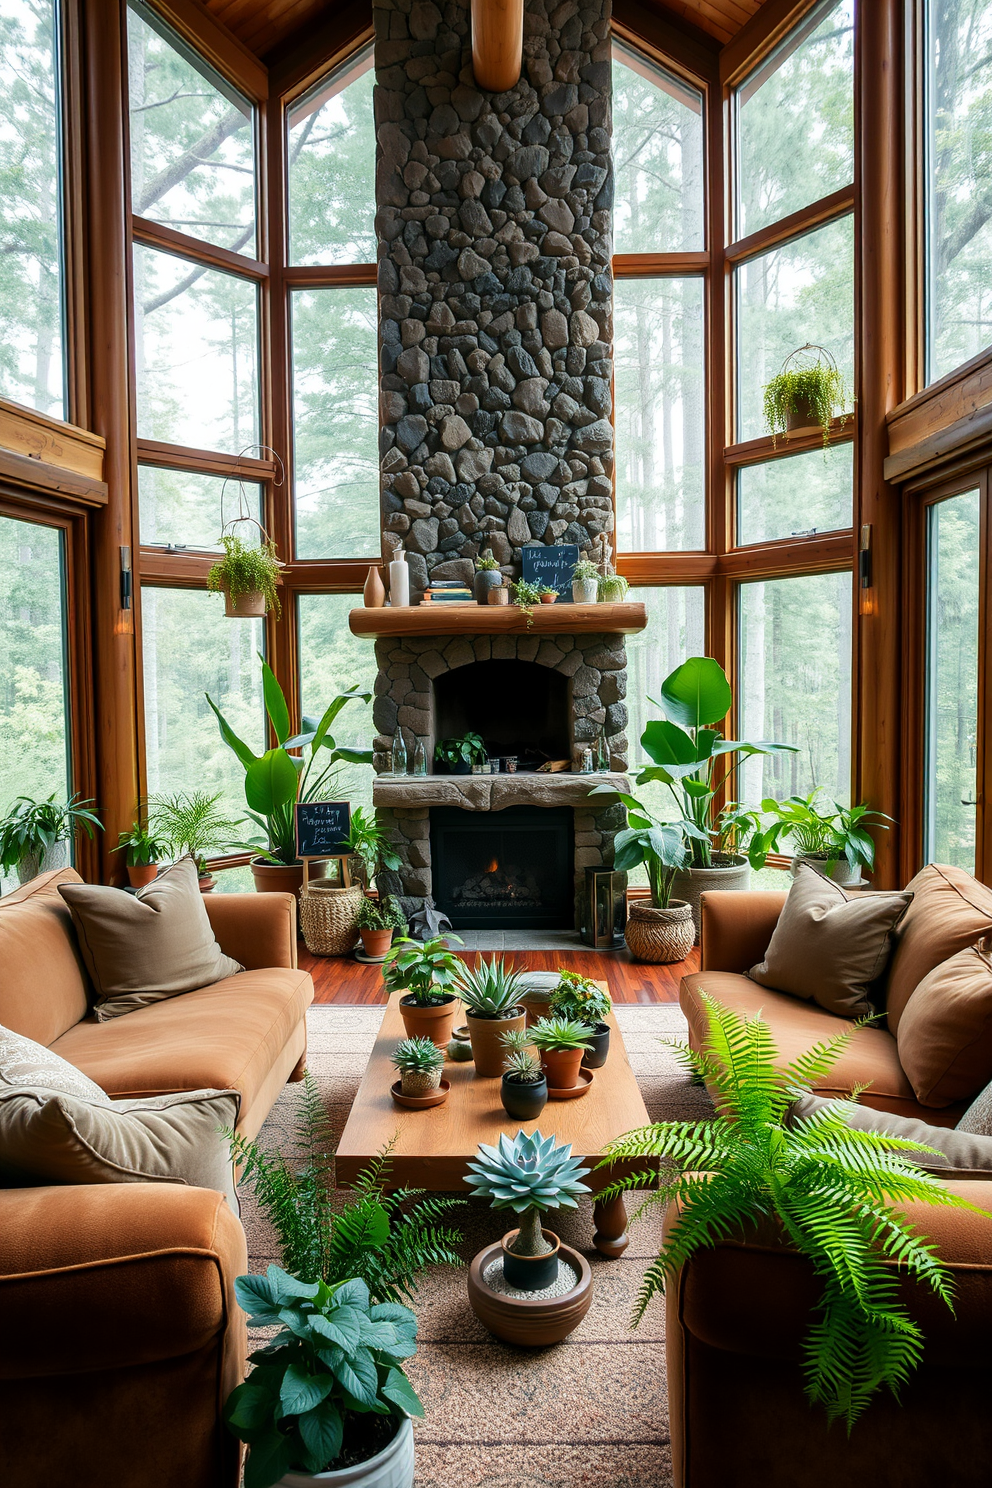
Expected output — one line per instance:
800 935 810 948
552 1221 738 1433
466 1129 590 1256
455 956 527 1018
597 993 982 1429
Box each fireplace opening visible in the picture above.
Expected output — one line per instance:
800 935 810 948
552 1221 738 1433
430 806 574 929
433 660 569 768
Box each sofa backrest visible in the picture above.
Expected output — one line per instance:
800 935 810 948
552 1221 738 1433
885 863 992 1033
0 868 91 1043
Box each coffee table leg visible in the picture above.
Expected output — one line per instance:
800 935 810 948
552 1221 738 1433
593 1192 629 1258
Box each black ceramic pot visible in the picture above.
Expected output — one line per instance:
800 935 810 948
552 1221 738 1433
501 1230 560 1291
581 1022 611 1069
500 1072 548 1121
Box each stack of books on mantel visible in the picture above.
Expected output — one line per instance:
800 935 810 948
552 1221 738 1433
420 580 475 605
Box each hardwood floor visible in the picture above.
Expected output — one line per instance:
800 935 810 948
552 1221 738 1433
300 943 698 1004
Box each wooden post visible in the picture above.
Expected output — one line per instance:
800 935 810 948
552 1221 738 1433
854 0 905 888
471 0 523 93
81 0 140 883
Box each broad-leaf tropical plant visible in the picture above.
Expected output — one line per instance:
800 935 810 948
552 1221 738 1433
636 656 796 868
597 994 981 1429
0 793 101 874
224 1268 423 1488
344 806 402 890
382 934 464 1007
206 653 373 865
589 784 698 906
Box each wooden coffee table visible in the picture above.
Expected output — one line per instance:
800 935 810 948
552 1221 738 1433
335 1000 651 1257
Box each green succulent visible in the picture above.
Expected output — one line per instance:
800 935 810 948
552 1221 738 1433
476 550 500 571
549 970 611 1027
465 1129 591 1256
528 1016 594 1052
499 1027 533 1055
392 1037 445 1074
503 1050 544 1084
456 957 526 1019
382 935 464 1008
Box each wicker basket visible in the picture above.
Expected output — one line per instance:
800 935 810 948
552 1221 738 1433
624 900 695 964
299 882 363 957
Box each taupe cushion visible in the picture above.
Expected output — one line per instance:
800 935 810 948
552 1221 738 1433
897 945 992 1107
58 857 242 1019
958 1079 992 1136
748 863 912 1018
0 1024 239 1207
791 1091 992 1173
884 863 992 1033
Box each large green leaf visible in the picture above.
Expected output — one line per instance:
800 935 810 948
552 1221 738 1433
245 749 300 816
224 1382 275 1433
660 657 732 730
382 1366 425 1418
244 1433 293 1488
260 655 291 745
335 1347 379 1408
641 719 697 767
331 746 375 766
206 693 258 770
279 1363 334 1418
235 1272 284 1323
298 1400 344 1473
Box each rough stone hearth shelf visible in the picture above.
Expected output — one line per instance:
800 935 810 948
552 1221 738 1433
372 772 631 811
349 602 647 639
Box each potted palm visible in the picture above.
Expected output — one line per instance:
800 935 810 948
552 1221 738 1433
0 793 101 885
383 934 463 1048
391 1036 448 1109
115 816 170 888
454 957 528 1075
499 1028 548 1121
571 557 600 604
528 1016 593 1093
465 1130 593 1345
763 343 850 446
148 789 245 892
208 653 372 897
589 785 696 963
549 971 612 1068
207 529 282 618
597 994 975 1428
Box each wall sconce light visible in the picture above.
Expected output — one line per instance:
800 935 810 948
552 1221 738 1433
859 524 875 615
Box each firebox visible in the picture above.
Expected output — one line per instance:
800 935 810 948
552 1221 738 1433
429 806 574 929
432 660 570 767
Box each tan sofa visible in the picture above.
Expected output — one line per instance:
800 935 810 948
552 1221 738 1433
0 868 315 1488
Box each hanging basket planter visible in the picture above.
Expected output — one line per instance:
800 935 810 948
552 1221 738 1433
223 587 268 618
208 452 286 619
762 344 851 447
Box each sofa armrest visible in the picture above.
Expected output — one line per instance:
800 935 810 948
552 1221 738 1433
674 1179 992 1369
0 1183 248 1378
699 890 786 972
205 891 297 970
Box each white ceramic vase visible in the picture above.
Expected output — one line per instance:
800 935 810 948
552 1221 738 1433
572 578 598 603
276 1416 415 1488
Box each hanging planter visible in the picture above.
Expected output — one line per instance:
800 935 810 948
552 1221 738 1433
207 452 286 619
762 343 851 447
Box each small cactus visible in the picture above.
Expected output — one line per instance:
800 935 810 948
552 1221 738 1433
392 1036 444 1096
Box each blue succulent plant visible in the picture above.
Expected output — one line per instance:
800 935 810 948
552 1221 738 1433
465 1130 591 1257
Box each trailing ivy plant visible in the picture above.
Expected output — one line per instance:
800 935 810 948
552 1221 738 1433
511 577 542 627
207 531 282 617
763 344 850 447
597 994 982 1430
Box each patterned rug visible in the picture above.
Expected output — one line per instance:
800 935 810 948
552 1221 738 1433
241 1004 712 1488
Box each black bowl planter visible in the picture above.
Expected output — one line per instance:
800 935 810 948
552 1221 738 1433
501 1230 560 1291
500 1072 548 1121
581 1022 610 1069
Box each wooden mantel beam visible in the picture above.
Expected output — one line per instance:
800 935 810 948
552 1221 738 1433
472 0 524 92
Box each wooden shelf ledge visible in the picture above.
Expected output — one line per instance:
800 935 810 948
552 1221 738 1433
349 601 648 639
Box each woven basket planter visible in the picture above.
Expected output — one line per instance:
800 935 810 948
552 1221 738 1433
624 900 695 964
670 854 751 944
299 882 363 957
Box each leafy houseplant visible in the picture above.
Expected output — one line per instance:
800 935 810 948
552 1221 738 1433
598 994 976 1429
115 817 170 888
434 732 487 775
749 792 892 885
538 584 559 604
572 557 600 604
228 1076 464 1301
383 934 464 1048
224 1269 421 1488
510 578 542 627
345 808 404 956
528 1015 594 1092
454 956 528 1076
148 789 244 889
466 1129 590 1291
589 785 697 965
549 971 612 1068
392 1036 445 1098
0 793 101 885
355 893 404 937
597 565 628 603
207 653 373 882
499 1028 548 1121
207 530 282 618
763 343 850 447
474 549 503 604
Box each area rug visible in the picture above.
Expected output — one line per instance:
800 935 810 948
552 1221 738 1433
240 1004 712 1488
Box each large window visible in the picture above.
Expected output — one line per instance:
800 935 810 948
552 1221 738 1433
925 0 992 383
612 42 704 254
287 52 375 267
297 594 378 815
0 0 65 419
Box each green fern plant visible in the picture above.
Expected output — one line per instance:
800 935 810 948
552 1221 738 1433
762 344 850 447
228 1072 464 1301
597 994 983 1430
207 530 282 616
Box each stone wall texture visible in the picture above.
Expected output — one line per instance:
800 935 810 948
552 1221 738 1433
374 0 615 595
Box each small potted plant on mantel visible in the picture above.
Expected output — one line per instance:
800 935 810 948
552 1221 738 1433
115 816 170 888
454 957 528 1076
474 549 503 604
538 583 559 605
465 1130 593 1347
434 732 487 776
499 1028 548 1120
571 557 600 604
391 1036 449 1110
763 343 850 446
383 934 463 1048
207 529 282 618
528 1016 594 1095
549 971 612 1069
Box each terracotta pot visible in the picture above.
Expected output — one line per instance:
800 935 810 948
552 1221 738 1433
581 1022 610 1069
274 1412 414 1486
467 1237 593 1346
359 926 394 958
539 593 558 604
127 863 159 889
501 1228 560 1290
539 1045 586 1091
670 854 750 944
487 586 509 605
398 993 459 1049
466 1007 526 1076
250 857 328 902
500 1072 548 1121
198 874 216 894
224 588 266 618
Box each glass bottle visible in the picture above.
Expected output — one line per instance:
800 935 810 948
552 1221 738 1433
413 738 427 776
594 726 610 772
391 727 408 775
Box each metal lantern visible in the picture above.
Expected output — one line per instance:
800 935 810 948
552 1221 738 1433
580 865 627 949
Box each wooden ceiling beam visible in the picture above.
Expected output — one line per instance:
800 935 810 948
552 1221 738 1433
471 0 524 93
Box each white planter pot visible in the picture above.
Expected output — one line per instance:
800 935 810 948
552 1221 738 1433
791 854 862 888
669 854 751 944
16 839 68 885
276 1416 414 1488
572 578 599 603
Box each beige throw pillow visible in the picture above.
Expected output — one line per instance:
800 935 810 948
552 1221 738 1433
790 1091 992 1173
58 856 242 1019
749 864 912 1018
0 1023 239 1208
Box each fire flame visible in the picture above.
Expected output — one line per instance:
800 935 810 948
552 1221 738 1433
485 857 499 874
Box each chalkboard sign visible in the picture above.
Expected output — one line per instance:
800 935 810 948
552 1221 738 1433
520 544 579 598
295 801 351 858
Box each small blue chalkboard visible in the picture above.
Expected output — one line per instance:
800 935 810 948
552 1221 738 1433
520 544 579 598
295 801 351 858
